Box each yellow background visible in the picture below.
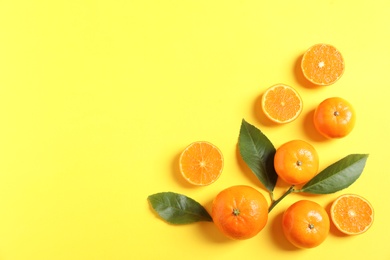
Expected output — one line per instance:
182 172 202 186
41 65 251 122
0 0 389 259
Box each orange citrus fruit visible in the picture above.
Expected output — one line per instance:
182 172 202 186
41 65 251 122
179 141 223 186
274 140 319 185
261 84 303 124
282 200 330 248
330 194 374 235
211 185 268 240
301 43 345 86
313 97 356 138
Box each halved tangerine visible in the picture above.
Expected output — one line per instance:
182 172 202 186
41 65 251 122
261 84 303 124
330 194 374 235
179 141 223 186
301 43 345 86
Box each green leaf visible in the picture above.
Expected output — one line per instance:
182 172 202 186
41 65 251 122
148 192 212 224
300 154 369 194
238 119 278 192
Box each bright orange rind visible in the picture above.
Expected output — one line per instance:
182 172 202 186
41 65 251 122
212 185 268 240
313 97 356 138
282 200 330 248
274 140 319 185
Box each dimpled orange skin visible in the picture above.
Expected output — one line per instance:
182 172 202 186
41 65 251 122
313 97 356 138
274 140 319 185
282 200 330 249
211 185 268 240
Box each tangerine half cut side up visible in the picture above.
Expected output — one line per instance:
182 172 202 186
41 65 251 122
330 194 374 235
261 84 303 124
179 141 223 186
301 43 345 86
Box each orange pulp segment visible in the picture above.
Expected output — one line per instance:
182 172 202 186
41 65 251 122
261 84 303 124
330 194 374 235
301 43 345 86
179 141 223 186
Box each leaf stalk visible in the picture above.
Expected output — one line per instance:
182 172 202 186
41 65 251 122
268 186 296 213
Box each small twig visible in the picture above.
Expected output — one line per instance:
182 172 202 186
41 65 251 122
270 191 275 202
268 186 296 213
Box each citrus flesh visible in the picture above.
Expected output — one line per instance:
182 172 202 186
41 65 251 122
301 43 345 86
179 141 223 186
261 84 303 124
330 194 374 235
211 185 268 240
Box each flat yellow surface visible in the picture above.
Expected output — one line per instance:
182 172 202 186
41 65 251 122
0 1 389 259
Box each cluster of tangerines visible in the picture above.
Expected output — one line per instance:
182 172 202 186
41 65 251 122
158 44 373 249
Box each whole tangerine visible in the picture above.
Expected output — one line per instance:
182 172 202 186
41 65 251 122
282 200 330 248
274 140 319 185
211 185 268 240
313 97 356 138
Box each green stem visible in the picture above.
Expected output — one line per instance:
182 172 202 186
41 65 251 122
268 186 296 213
270 191 275 202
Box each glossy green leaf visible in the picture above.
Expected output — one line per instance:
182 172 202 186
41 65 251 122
300 154 369 194
238 119 278 192
148 192 212 224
